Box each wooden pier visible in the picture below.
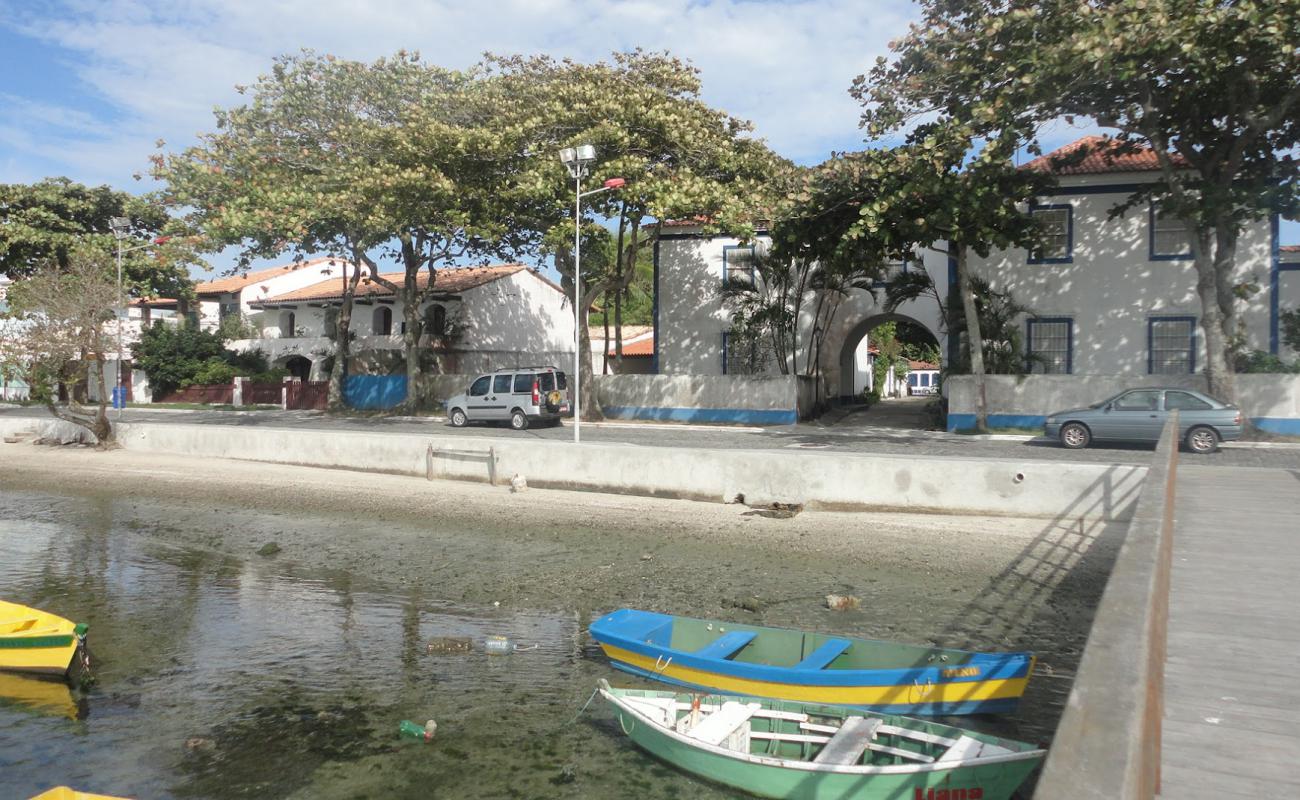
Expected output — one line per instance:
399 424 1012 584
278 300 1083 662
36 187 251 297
1160 465 1300 797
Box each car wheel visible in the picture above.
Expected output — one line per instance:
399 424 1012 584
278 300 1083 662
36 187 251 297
1060 422 1091 449
510 409 529 431
1185 425 1219 454
449 408 467 427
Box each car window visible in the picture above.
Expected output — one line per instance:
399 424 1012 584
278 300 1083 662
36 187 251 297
513 374 534 393
469 376 490 396
1114 390 1162 411
1165 391 1212 411
493 374 512 393
556 371 567 390
538 373 555 392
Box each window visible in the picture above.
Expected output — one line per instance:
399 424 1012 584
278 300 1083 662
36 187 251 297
723 331 771 375
1149 317 1196 374
1029 205 1072 263
492 374 512 394
280 310 296 337
1165 391 1212 411
469 376 490 396
373 306 392 335
538 373 554 392
723 246 756 286
424 304 447 336
1026 318 1072 374
219 302 240 320
512 374 534 394
1115 390 1162 411
1150 203 1192 259
323 308 339 338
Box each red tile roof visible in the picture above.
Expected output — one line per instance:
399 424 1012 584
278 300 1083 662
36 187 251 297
909 360 939 371
1281 244 1300 253
194 257 344 295
251 264 527 304
127 297 178 307
1021 135 1188 176
611 336 654 357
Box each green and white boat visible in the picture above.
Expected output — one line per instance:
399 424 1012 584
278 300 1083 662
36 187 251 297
600 682 1044 800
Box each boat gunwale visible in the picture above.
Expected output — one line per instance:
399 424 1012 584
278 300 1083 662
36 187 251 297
590 611 1034 688
602 688 1046 777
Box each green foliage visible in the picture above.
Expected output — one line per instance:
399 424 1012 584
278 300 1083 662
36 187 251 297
1235 350 1300 374
217 313 261 341
945 276 1036 375
0 178 199 301
131 322 271 398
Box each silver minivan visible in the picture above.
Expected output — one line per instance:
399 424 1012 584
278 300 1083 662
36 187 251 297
446 366 569 430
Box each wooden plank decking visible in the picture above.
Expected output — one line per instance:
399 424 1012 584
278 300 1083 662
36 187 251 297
1161 465 1300 798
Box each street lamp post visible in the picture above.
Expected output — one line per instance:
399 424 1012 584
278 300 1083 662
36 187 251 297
558 144 625 444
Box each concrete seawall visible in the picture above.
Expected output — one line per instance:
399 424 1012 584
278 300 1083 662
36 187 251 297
0 418 1146 520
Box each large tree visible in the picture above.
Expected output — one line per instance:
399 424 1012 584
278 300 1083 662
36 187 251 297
862 0 1300 406
155 51 524 410
0 249 122 444
0 178 194 302
484 50 790 418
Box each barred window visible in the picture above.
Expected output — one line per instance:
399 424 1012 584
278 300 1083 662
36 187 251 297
1151 204 1192 259
1027 318 1072 374
1029 206 1071 262
723 246 756 287
1149 317 1196 374
723 331 772 375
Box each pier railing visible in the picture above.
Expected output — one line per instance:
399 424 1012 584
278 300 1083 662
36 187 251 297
1033 413 1179 799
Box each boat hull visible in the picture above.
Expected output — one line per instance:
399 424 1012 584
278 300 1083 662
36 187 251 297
0 601 87 677
591 609 1034 716
604 687 1043 800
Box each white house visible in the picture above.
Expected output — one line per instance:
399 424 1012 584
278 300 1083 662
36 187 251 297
222 262 576 381
653 136 1291 399
589 325 656 375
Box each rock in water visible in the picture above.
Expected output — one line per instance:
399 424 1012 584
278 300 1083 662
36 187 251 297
257 542 282 557
825 594 860 611
509 473 528 493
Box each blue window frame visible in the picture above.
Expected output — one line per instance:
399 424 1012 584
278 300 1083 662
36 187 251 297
1028 204 1073 264
872 257 911 289
1026 317 1073 374
722 245 756 287
1148 316 1197 373
1149 203 1193 261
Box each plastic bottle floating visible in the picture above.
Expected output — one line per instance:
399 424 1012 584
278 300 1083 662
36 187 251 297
399 719 437 742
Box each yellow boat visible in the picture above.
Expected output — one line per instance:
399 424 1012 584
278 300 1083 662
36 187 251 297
29 788 132 800
0 600 89 677
0 672 82 719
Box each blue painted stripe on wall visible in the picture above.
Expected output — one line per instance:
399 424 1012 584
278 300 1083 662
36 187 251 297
602 405 797 426
947 413 1046 432
1252 417 1300 435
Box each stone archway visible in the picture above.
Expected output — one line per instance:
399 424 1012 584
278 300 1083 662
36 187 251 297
836 313 940 402
283 355 313 382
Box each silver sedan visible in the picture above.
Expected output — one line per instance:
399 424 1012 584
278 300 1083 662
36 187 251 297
1044 388 1242 454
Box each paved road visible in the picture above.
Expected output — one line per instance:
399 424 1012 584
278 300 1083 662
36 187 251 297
5 405 1298 469
1161 466 1300 795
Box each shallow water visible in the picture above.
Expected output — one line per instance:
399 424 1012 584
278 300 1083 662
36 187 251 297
0 488 1106 799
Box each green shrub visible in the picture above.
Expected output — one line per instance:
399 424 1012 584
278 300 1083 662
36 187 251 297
249 368 289 384
1234 349 1300 374
182 358 238 387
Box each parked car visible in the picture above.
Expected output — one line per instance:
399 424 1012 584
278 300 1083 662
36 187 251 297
1044 387 1242 454
445 366 569 430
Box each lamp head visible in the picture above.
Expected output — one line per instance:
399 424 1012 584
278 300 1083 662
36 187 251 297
603 178 626 190
110 217 131 238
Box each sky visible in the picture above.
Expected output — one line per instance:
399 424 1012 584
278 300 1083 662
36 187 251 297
1 0 1292 278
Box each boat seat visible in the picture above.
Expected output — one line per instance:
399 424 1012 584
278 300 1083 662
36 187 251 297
686 701 760 747
937 735 1014 762
795 638 852 670
693 631 756 660
813 716 882 765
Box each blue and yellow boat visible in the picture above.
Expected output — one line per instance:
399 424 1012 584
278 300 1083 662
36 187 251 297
0 600 89 678
590 609 1035 716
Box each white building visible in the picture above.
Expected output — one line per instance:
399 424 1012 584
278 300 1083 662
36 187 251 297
198 261 576 381
653 136 1293 398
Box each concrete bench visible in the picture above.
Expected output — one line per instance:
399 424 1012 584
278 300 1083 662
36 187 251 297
795 638 852 670
694 631 756 660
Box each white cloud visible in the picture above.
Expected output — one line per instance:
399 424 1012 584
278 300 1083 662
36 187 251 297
6 0 916 183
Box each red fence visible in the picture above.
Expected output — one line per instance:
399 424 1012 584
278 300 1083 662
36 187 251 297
287 381 328 410
244 382 283 405
158 384 234 404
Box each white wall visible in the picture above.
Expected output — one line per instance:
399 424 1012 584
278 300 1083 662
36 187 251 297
968 175 1274 375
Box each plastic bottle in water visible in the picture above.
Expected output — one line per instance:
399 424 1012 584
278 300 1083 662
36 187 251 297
399 719 437 741
484 635 511 655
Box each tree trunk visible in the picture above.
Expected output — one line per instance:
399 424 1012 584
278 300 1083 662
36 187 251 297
577 302 603 421
1193 231 1236 405
955 244 989 433
602 289 611 376
613 286 623 373
328 259 364 411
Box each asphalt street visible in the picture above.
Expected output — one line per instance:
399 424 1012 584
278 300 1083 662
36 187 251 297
4 404 1298 469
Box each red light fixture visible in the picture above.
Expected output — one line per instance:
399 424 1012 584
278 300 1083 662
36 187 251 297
603 178 626 190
